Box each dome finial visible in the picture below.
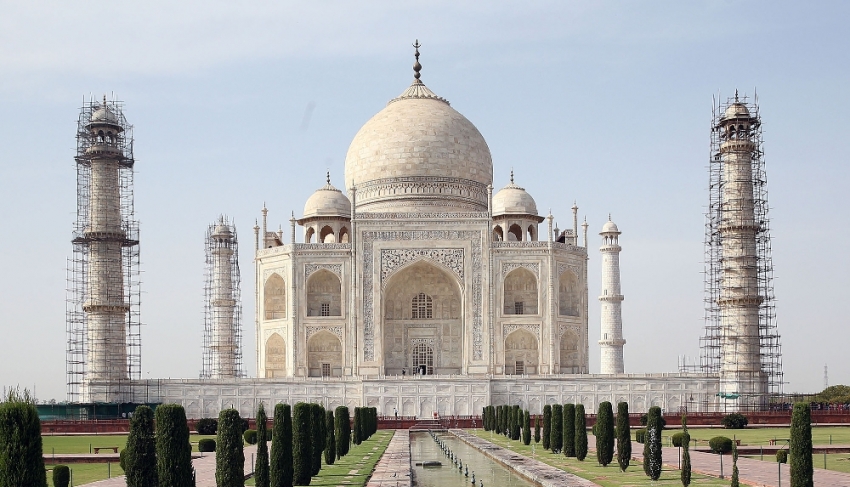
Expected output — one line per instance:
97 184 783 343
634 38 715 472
326 170 331 185
412 39 422 80
735 89 739 102
608 213 612 221
510 168 514 184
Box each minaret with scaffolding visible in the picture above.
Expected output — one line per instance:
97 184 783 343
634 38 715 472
701 92 782 410
201 216 244 378
67 96 141 402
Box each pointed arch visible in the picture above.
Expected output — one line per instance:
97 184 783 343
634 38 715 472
264 273 286 320
504 268 538 315
508 224 523 241
493 225 504 241
306 270 341 317
558 270 580 317
265 333 286 378
320 225 335 243
307 331 342 377
504 328 538 375
560 330 581 373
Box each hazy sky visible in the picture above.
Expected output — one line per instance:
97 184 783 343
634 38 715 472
1 2 847 401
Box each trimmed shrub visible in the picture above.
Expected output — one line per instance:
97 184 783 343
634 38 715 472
708 436 733 454
616 402 631 472
776 449 788 463
534 414 541 443
292 403 312 486
644 406 662 480
198 439 216 452
217 408 245 487
563 404 575 457
155 404 194 487
671 432 685 447
125 405 157 487
681 415 691 487
550 404 563 453
196 417 218 435
324 410 336 465
790 402 813 487
522 410 531 445
353 407 362 445
244 429 259 445
542 405 552 450
635 428 646 443
0 390 46 487
595 402 614 467
52 465 70 487
335 406 350 459
311 404 325 477
255 404 270 487
721 413 749 429
271 403 293 487
575 404 588 461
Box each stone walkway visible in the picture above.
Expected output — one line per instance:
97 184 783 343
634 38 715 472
79 445 257 486
451 429 600 487
365 430 411 487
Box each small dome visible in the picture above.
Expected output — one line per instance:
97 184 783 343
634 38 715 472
724 102 750 119
91 105 119 124
601 220 620 234
302 180 351 219
493 178 538 217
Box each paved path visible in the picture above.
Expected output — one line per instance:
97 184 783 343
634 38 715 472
452 429 600 487
79 445 257 486
365 430 411 487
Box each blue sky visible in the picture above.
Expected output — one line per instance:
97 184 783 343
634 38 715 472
1 2 847 400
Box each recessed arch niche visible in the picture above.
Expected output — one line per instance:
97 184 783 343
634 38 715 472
265 333 286 378
382 260 462 376
307 331 342 377
560 330 581 373
503 268 538 315
504 328 538 375
264 274 286 320
558 270 581 317
306 270 341 317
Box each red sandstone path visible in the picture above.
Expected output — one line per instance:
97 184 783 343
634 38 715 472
586 436 850 487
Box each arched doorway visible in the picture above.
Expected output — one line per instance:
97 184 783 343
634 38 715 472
306 270 341 317
504 268 538 315
265 333 286 378
382 261 462 375
558 270 580 317
264 274 286 320
307 331 342 377
504 329 539 375
560 330 581 373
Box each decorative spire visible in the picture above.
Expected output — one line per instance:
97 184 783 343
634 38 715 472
510 169 514 184
608 213 612 221
326 170 331 185
735 89 739 102
413 39 422 80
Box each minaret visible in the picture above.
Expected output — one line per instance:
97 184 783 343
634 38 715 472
598 216 625 374
714 93 770 403
68 96 140 402
202 216 243 378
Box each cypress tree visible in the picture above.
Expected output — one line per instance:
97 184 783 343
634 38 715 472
575 404 588 461
292 403 312 486
0 389 46 487
255 404 270 487
271 403 293 487
353 408 362 445
533 414 541 443
216 408 245 487
550 404 563 453
512 405 521 440
334 406 350 459
522 410 531 445
616 402 632 472
731 441 739 487
324 410 336 465
155 404 194 487
507 405 515 439
542 405 552 450
790 402 813 487
310 404 325 476
681 414 691 486
125 405 157 487
644 406 662 480
595 402 614 466
563 404 575 457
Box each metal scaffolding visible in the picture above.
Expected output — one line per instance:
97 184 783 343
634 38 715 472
67 97 141 402
700 92 783 409
201 216 245 379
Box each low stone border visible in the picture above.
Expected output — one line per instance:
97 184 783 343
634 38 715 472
450 430 599 487
366 430 412 487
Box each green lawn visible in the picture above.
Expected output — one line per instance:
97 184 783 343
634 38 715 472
46 463 124 487
742 453 850 474
471 429 731 487
41 434 217 454
661 427 850 447
247 430 393 487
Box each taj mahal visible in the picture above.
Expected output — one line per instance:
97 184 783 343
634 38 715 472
69 43 781 418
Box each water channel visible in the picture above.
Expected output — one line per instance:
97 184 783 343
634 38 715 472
410 431 536 487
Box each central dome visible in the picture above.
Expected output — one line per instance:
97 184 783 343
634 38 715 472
344 79 493 213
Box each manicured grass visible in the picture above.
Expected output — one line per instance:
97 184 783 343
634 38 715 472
41 434 217 454
46 463 124 486
660 426 850 447
471 429 730 487
247 430 393 487
743 453 850 474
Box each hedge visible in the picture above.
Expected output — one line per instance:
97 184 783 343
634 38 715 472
52 465 70 487
198 439 216 452
721 413 749 429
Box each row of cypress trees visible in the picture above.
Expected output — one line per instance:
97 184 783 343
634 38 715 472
352 406 377 445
